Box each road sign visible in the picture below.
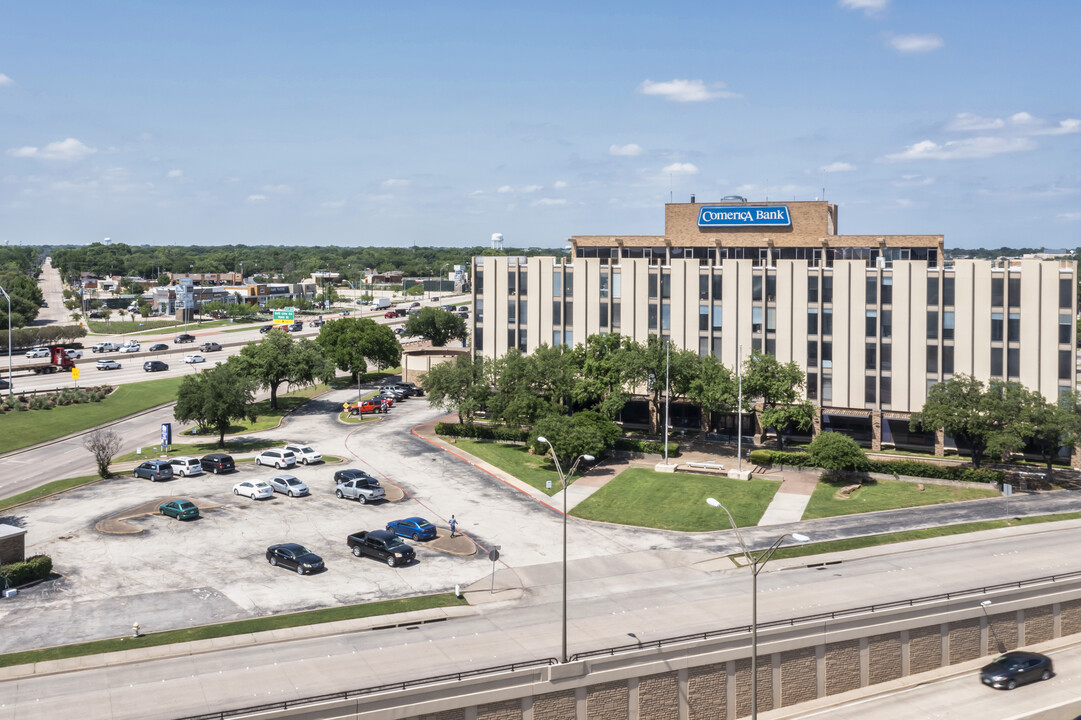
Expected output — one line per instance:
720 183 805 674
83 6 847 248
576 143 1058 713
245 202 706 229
71 367 79 380
160 423 172 449
488 548 500 562
272 308 295 325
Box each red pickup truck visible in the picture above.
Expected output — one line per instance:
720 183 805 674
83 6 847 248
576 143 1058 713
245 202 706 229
346 399 390 415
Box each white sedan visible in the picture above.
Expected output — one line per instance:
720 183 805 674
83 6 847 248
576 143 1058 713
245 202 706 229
120 344 141 353
25 347 49 358
232 481 274 500
183 354 206 364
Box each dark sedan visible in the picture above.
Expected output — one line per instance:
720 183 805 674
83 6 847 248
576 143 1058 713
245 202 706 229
980 651 1053 690
259 324 273 333
266 543 324 575
174 333 196 344
149 343 169 352
386 517 437 542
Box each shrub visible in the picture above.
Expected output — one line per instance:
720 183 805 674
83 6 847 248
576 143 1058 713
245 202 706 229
808 431 869 472
612 438 681 456
434 423 530 443
752 448 1003 483
0 554 53 587
748 449 773 465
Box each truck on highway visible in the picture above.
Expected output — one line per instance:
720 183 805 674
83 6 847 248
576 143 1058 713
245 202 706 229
21 347 76 375
92 342 122 353
370 298 391 310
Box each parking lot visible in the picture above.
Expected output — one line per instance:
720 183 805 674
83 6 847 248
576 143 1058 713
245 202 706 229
0 390 700 652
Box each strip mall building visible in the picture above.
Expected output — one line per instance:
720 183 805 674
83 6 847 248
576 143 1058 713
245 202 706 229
470 200 1077 453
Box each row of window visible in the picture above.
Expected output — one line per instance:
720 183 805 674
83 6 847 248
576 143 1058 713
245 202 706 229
575 246 939 268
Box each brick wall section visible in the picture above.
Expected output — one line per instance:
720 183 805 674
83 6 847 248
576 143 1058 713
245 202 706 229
778 648 816 709
420 711 465 720
824 640 860 696
1061 599 1081 635
639 672 679 719
687 663 726 720
477 699 521 720
731 657 775 716
988 612 1019 652
0 532 25 564
587 681 628 720
907 626 943 675
1026 606 1055 645
533 690 575 720
868 633 902 684
948 618 980 664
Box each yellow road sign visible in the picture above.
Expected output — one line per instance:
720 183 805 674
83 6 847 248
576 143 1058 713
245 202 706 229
71 367 80 380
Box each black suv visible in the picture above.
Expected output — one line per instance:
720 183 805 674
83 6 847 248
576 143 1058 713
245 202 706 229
201 453 236 474
174 333 196 344
334 468 375 484
143 360 169 372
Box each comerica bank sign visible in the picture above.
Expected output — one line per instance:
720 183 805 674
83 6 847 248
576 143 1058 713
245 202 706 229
697 204 791 228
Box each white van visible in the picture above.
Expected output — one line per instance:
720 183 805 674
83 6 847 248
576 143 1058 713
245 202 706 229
169 457 204 477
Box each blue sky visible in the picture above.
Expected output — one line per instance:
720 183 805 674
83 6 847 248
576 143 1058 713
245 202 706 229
1 0 1079 249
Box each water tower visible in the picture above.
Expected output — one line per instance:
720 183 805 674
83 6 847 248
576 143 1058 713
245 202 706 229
490 233 504 251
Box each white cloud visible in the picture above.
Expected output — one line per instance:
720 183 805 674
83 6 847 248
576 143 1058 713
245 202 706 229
1034 118 1081 136
662 162 699 175
521 184 543 193
884 136 1035 161
946 111 1080 137
7 137 97 160
945 113 1005 132
246 194 267 202
470 189 484 196
532 198 567 206
609 143 643 156
0 74 13 87
497 185 514 193
553 180 567 189
838 0 888 13
637 79 739 102
888 34 944 53
820 161 855 173
381 178 409 187
320 200 346 209
166 169 183 178
1058 212 1081 222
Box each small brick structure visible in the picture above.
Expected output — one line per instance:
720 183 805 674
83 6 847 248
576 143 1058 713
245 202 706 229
0 524 26 565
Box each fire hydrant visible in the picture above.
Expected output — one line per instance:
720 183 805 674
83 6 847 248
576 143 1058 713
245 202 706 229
132 622 140 638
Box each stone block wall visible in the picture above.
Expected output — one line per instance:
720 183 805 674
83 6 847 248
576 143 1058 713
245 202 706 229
867 632 902 684
638 671 678 719
778 648 814 708
824 639 861 696
587 681 628 720
687 664 726 720
948 618 980 664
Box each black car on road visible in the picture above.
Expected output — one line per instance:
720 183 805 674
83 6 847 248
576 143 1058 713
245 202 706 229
143 360 169 372
149 343 168 352
259 324 273 333
980 651 1053 690
174 333 196 344
200 453 236 474
266 543 324 575
334 468 375 484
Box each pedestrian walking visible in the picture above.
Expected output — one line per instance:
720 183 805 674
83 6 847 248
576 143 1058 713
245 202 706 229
449 515 457 538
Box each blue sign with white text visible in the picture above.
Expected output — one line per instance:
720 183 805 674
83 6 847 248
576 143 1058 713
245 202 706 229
160 423 172 448
697 205 791 227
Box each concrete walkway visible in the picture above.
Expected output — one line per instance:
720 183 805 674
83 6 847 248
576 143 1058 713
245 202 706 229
757 470 819 526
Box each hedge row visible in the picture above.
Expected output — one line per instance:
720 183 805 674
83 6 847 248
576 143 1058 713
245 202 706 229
749 449 1003 484
434 423 681 457
0 555 52 587
613 438 681 457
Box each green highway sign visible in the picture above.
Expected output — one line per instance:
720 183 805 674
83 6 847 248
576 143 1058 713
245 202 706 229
272 308 295 324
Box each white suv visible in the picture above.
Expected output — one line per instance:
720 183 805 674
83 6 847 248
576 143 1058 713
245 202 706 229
284 444 322 465
169 457 204 477
254 449 297 469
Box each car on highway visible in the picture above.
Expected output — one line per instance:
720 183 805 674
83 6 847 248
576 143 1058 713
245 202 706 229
430 296 439 302
200 453 235 474
133 460 174 481
143 360 169 372
259 324 273 333
64 348 83 360
458 306 469 312
339 310 350 317
347 530 414 567
283 443 321 465
255 449 297 469
174 333 196 344
441 304 455 311
92 342 122 353
168 457 203 477
409 301 420 308
385 517 437 542
119 343 140 353
96 359 122 370
266 543 323 575
393 327 405 335
183 354 206 364
267 474 309 497
0 379 11 390
309 318 325 328
200 341 221 352
159 499 199 520
233 480 274 500
979 651 1053 690
25 347 50 358
384 311 397 318
149 343 168 352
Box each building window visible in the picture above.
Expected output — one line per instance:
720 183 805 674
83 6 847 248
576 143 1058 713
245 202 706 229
552 301 561 325
612 272 621 299
648 303 658 330
699 275 709 301
660 273 671 300
927 311 938 339
712 305 723 329
752 306 763 333
699 305 709 331
865 376 876 404
648 274 658 299
927 345 938 373
518 329 528 352
881 310 892 339
1062 278 1074 309
476 269 484 293
822 308 833 336
808 341 818 367
507 271 516 295
507 328 515 348
599 301 609 327
699 337 709 357
712 337 722 358
991 312 1003 342
752 338 761 352
766 307 776 332
765 338 776 356
519 270 528 296
766 275 776 302
866 276 878 304
991 347 1003 376
564 330 573 347
822 275 833 303
565 272 574 298
1008 312 1020 342
822 341 833 368
1008 277 1021 307
553 329 563 347
1061 313 1072 344
865 343 876 370
1007 347 1019 377
866 309 877 337
611 302 620 329
507 299 516 324
599 272 609 299
808 275 819 303
712 273 722 299
808 308 818 335
660 305 671 331
553 271 562 297
991 277 1003 306
752 275 763 302
927 276 939 305
942 311 954 341
881 277 892 305
565 300 573 324
943 345 954 375
807 372 818 400
943 276 955 306
1060 350 1072 380
822 375 832 403
881 343 892 372
880 377 892 405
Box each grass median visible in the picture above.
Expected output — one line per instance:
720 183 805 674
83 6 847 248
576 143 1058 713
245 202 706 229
801 478 998 520
0 474 102 510
450 438 563 496
0 592 468 669
180 384 333 436
0 377 184 455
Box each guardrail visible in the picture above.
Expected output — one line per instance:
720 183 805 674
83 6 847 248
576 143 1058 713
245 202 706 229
174 568 1081 720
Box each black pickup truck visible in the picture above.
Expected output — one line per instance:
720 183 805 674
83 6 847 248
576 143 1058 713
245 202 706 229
347 530 415 567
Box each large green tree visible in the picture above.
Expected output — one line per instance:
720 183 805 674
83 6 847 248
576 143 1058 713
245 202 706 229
530 410 619 473
740 349 814 443
572 333 637 419
686 354 738 431
404 307 468 347
316 317 401 381
175 363 258 447
0 271 45 328
232 332 336 410
488 349 551 424
625 335 701 434
421 353 490 422
1019 389 1081 480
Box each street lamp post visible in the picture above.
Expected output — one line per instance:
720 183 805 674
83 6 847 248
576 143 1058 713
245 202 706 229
0 286 11 398
536 435 594 663
706 497 808 720
980 600 1006 654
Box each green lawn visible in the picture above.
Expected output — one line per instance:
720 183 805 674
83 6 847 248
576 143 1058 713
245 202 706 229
0 474 101 510
571 468 781 531
0 377 183 455
88 319 233 336
0 592 467 669
452 438 563 496
338 411 382 424
801 478 999 520
181 384 332 436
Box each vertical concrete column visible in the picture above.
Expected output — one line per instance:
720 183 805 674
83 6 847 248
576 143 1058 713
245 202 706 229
815 645 826 698
980 615 989 656
940 624 950 668
934 429 945 457
678 668 689 720
1017 610 1026 647
900 630 911 676
871 410 882 452
1054 602 1062 638
726 660 737 720
753 404 765 445
574 687 586 720
522 695 533 720
772 653 782 708
628 677 640 720
859 638 869 687
812 407 822 437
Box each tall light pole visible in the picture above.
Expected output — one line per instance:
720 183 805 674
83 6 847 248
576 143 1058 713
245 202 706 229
663 337 671 465
737 344 744 475
536 435 593 663
0 285 11 398
439 263 449 299
706 497 808 720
